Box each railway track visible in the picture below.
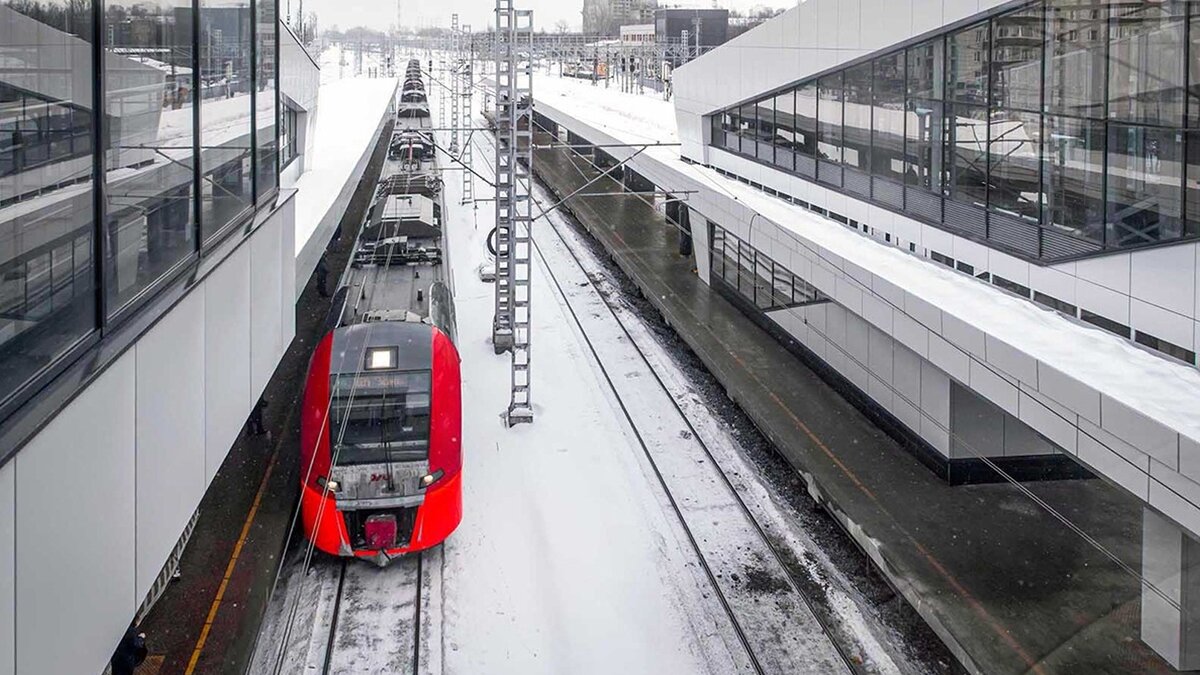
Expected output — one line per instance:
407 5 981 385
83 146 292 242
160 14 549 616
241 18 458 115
248 547 440 675
476 127 862 673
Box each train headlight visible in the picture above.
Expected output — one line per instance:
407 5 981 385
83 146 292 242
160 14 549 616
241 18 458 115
420 469 445 487
317 476 340 493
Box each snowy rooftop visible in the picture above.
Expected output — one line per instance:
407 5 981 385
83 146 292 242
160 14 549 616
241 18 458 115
287 76 397 260
533 74 1200 445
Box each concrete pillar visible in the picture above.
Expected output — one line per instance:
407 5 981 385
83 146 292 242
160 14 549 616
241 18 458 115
1142 507 1200 670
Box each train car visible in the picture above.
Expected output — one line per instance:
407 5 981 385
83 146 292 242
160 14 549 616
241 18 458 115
299 59 461 566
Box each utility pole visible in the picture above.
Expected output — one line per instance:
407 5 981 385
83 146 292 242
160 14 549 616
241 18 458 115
492 0 534 425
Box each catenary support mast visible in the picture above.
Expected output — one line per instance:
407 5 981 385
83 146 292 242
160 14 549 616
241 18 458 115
492 0 534 425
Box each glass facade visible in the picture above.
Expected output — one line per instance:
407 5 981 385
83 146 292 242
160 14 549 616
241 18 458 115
709 0 1200 262
0 0 280 414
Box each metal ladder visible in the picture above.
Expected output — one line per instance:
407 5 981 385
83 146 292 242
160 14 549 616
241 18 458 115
492 0 534 424
449 14 461 154
461 24 475 205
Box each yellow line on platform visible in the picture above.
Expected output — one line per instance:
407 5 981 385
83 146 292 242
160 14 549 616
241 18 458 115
183 426 285 675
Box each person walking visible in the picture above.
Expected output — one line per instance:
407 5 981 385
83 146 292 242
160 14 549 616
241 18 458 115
316 254 330 298
111 625 147 675
248 397 268 438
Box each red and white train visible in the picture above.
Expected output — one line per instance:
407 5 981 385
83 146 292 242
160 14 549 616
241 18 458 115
299 60 461 566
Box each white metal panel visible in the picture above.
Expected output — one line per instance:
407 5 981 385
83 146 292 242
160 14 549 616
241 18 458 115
135 289 206 600
1101 395 1179 470
1077 425 1149 500
941 312 986 358
1037 361 1100 424
861 292 892 333
16 355 136 675
1151 478 1200 543
1027 264 1077 305
251 213 285 401
867 324 893 381
1017 389 1078 454
0 461 12 675
1130 243 1196 320
928 333 970 383
984 334 1038 385
969 358 1018 415
987 248 1030 287
903 290 943 333
919 358 951 455
943 0 982 26
951 236 988 274
892 311 930 358
205 243 252 482
1076 277 1131 324
279 198 297 345
1075 251 1132 294
1131 299 1194 351
1182 434 1200 486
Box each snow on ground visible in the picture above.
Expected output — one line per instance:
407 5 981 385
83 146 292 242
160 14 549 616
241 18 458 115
437 132 747 675
531 72 1200 446
288 76 397 258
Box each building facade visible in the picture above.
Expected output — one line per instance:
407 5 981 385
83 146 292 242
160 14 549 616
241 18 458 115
582 0 658 37
671 0 1200 670
0 0 319 673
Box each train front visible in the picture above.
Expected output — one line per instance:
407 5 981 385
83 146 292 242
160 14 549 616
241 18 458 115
300 321 462 566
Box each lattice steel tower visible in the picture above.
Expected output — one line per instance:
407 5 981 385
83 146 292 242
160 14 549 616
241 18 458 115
461 24 475 205
449 13 461 154
492 0 534 425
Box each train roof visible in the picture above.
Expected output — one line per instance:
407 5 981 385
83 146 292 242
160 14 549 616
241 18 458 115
329 321 432 376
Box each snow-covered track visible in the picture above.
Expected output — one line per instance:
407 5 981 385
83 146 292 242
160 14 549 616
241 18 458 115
248 549 440 675
522 158 859 674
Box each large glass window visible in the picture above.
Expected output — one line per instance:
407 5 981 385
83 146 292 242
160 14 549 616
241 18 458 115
988 110 1042 221
104 0 196 312
754 97 774 163
0 0 97 403
947 21 989 107
200 0 254 242
872 52 905 182
772 90 796 170
946 104 988 207
818 72 843 164
1108 1 1187 128
1191 16 1200 127
991 5 1042 114
1046 0 1107 119
706 0 1200 260
843 63 872 173
906 38 944 192
1043 115 1105 244
1107 124 1188 245
255 0 278 197
795 82 819 157
1189 132 1200 234
989 6 1043 223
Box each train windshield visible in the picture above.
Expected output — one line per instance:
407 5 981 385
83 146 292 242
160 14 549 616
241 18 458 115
329 370 431 465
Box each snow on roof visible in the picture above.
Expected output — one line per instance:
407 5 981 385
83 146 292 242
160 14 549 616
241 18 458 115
289 76 397 258
533 73 1200 443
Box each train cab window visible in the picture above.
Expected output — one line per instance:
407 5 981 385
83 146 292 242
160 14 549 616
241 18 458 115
330 370 432 465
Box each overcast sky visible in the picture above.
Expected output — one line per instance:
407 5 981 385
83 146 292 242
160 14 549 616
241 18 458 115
293 0 793 34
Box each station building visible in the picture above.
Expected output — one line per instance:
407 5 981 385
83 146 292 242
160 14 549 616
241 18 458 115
665 0 1200 670
0 1 378 673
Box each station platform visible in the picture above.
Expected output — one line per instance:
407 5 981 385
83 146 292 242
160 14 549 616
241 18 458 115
530 135 1176 674
130 121 393 675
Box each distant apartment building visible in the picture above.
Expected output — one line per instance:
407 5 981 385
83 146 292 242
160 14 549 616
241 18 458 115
582 0 658 36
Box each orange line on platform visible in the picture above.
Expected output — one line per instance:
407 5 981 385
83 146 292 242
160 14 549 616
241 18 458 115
183 440 280 675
